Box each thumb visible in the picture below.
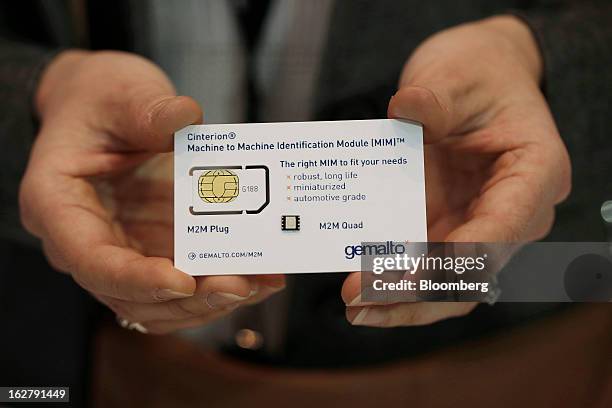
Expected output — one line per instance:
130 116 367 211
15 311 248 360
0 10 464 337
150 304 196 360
388 86 452 144
118 92 203 152
387 79 487 144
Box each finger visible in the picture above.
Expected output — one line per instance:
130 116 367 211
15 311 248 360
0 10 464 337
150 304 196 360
99 294 236 326
148 275 255 321
105 157 175 257
446 200 554 243
99 275 284 323
120 221 173 258
34 175 195 302
444 153 555 243
249 274 286 291
346 302 476 327
115 90 202 152
141 279 287 334
240 282 286 306
341 272 371 306
341 271 421 308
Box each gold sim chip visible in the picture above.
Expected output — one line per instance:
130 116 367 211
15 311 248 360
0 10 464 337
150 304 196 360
198 169 239 203
189 165 270 215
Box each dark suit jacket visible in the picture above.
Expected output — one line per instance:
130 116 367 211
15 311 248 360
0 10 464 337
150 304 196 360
1 1 611 406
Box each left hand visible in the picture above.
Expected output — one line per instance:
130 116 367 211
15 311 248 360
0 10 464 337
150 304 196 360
341 15 571 327
20 51 284 334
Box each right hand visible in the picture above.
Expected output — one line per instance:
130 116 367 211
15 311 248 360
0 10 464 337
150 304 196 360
342 16 571 327
20 50 285 334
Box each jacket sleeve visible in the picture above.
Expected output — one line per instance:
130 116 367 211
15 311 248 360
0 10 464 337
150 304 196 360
518 0 612 132
0 38 58 246
516 0 612 240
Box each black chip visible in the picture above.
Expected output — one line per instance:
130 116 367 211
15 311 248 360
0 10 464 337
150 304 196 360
281 215 300 231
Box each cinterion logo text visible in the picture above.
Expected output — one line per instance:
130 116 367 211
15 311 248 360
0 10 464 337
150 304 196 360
187 131 236 141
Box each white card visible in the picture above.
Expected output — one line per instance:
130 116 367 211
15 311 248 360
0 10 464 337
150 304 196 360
174 119 427 275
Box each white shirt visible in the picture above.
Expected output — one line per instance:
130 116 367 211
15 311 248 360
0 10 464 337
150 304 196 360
141 0 334 123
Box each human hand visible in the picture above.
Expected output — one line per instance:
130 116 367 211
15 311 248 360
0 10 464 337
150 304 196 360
342 15 571 327
20 50 284 334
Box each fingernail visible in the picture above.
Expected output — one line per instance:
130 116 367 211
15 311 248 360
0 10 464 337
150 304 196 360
264 277 286 289
129 322 149 334
351 307 388 326
156 288 193 300
206 292 249 308
346 293 375 307
347 293 362 306
268 284 285 292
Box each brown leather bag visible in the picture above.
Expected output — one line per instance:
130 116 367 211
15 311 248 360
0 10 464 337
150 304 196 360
92 304 612 408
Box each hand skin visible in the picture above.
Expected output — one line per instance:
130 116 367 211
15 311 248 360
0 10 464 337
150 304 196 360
20 50 285 334
342 15 571 327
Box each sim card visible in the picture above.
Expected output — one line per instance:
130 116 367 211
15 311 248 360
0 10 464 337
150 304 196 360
174 119 427 276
